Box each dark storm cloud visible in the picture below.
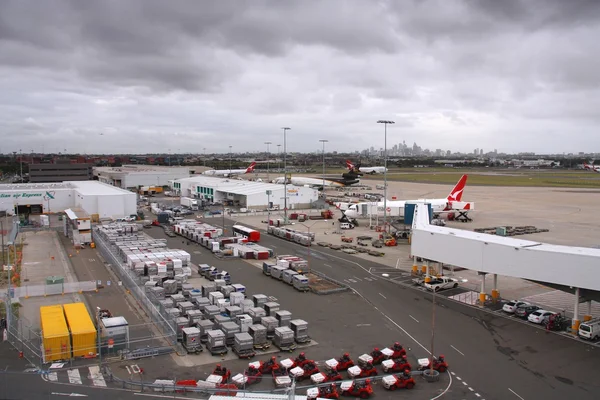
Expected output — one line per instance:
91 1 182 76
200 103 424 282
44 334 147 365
0 0 599 154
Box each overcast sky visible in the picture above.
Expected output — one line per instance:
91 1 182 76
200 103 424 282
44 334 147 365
1 0 599 156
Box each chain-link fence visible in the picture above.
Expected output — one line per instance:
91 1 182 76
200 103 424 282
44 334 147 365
0 281 97 298
93 227 177 348
2 295 43 366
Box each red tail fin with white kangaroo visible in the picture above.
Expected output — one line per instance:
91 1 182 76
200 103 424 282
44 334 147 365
447 175 468 201
245 162 257 173
346 160 355 171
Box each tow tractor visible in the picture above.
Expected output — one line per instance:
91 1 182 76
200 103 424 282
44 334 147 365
339 379 374 398
205 365 231 386
381 355 412 373
249 356 278 374
310 368 343 384
232 365 262 387
417 355 448 373
369 348 386 365
326 353 354 371
307 384 340 400
382 370 416 391
272 364 292 388
289 361 320 382
347 355 377 379
388 342 406 359
291 352 312 369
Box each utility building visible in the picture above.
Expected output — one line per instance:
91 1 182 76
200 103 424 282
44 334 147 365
171 176 318 210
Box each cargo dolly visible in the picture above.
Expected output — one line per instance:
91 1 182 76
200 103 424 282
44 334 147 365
233 347 256 359
253 341 271 350
275 341 297 352
454 210 472 222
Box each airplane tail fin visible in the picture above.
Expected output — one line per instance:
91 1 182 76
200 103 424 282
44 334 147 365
447 175 468 201
345 160 355 171
246 162 257 173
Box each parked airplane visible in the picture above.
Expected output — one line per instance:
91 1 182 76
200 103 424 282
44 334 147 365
203 162 256 177
344 175 473 220
583 162 600 173
272 175 359 189
346 160 387 175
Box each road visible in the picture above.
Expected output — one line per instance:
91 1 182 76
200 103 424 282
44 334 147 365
222 217 600 400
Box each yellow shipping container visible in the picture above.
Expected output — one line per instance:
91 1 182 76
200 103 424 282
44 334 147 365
40 305 71 362
62 303 97 358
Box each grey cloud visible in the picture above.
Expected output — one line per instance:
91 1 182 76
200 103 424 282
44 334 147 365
0 0 599 154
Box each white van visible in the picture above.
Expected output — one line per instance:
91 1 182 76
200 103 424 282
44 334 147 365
578 318 600 340
340 222 354 230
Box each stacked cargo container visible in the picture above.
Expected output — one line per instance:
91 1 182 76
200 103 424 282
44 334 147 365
40 305 71 363
63 302 97 358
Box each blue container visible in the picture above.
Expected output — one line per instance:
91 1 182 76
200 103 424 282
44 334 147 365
404 203 432 225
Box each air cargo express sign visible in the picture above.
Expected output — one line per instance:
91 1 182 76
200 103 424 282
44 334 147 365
0 191 55 200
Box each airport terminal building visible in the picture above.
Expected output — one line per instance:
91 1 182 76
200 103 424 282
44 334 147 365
171 176 318 209
0 181 137 219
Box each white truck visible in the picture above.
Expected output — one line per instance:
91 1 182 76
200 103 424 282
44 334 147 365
180 197 199 211
423 277 459 292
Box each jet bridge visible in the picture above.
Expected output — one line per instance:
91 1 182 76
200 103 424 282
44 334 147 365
409 202 600 333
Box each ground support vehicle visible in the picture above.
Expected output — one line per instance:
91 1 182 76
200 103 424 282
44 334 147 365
382 372 416 390
291 353 312 369
326 355 354 371
307 384 340 400
272 364 292 387
417 355 448 373
544 314 570 331
368 349 386 365
208 365 231 384
424 277 459 292
339 380 374 398
249 356 278 374
233 366 262 387
310 369 343 384
381 357 411 373
347 363 377 379
233 347 256 359
387 342 406 359
289 361 320 381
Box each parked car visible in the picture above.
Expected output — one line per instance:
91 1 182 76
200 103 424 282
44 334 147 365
528 310 556 324
502 300 530 314
514 305 541 319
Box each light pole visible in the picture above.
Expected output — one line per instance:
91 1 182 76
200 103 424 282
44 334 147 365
319 139 328 196
281 128 291 222
168 149 171 167
19 149 22 182
203 148 206 167
229 146 232 172
277 144 281 171
265 141 272 182
377 120 394 232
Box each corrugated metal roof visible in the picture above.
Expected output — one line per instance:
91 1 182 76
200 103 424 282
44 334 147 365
176 176 303 196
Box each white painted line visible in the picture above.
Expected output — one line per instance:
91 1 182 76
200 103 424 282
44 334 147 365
88 366 107 387
469 387 474 391
508 388 525 400
431 368 452 400
462 381 468 386
131 364 141 374
379 293 387 299
67 369 82 385
450 371 456 375
47 372 58 381
125 365 132 375
475 393 481 397
133 393 196 399
409 315 419 323
323 264 333 269
451 344 465 356
456 376 462 381
353 276 362 281
51 393 87 397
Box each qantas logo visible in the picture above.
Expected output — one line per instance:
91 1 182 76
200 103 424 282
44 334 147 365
346 160 355 171
446 175 468 201
246 162 257 173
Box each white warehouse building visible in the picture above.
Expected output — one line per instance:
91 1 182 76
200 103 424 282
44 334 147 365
94 165 191 189
0 181 137 219
171 176 318 210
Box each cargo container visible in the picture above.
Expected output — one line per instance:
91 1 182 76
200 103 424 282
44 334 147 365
62 303 97 358
40 305 71 362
